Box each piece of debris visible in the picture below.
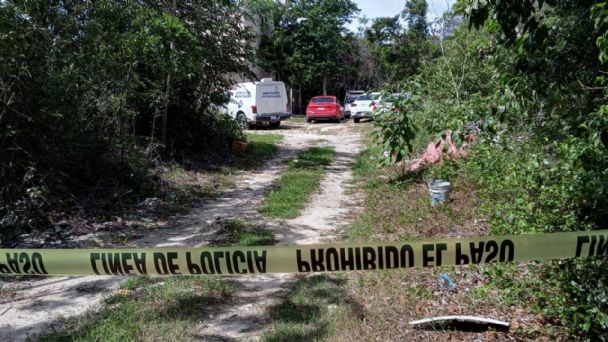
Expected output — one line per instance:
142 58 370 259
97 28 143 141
0 306 12 316
232 140 249 154
409 315 510 332
438 272 456 291
428 180 451 206
137 197 162 208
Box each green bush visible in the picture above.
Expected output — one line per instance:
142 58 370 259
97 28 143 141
0 1 253 236
441 133 608 337
378 14 608 338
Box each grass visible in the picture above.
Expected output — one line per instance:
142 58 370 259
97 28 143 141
238 133 283 169
36 218 274 341
259 146 336 219
323 138 563 340
212 218 276 246
28 135 285 339
261 275 361 342
37 276 233 341
287 115 307 123
150 133 282 219
259 132 554 340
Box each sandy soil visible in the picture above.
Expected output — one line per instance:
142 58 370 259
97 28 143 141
0 120 364 341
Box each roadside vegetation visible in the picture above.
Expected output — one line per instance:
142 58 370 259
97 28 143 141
262 275 358 342
266 0 608 339
236 133 283 170
342 0 608 338
107 132 281 220
260 147 336 219
38 276 234 342
38 217 276 341
0 1 259 245
3 0 608 341
212 218 276 247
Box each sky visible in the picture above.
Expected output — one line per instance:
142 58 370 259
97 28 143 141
346 0 455 33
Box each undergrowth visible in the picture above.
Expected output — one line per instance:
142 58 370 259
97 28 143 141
37 276 233 341
262 275 359 342
212 218 275 246
259 146 336 219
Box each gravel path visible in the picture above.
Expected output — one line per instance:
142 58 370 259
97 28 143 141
0 120 364 341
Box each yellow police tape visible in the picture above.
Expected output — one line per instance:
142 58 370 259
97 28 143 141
0 230 606 276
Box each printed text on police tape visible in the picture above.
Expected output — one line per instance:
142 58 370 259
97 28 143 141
0 231 606 276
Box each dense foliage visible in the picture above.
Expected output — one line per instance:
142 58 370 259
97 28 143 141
2 0 607 338
255 0 359 95
0 1 252 234
363 0 436 86
368 0 608 338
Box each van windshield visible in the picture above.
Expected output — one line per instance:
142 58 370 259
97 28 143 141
311 98 334 103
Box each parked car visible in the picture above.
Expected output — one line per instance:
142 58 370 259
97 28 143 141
351 92 381 123
343 90 365 118
306 96 344 123
222 78 290 129
374 92 411 113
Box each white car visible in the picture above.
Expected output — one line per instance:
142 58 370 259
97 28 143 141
343 90 365 118
223 78 291 129
351 92 381 123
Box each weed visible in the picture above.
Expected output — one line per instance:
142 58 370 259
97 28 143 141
288 116 307 124
351 147 378 180
260 147 335 219
37 276 233 341
237 133 283 169
213 218 275 246
262 275 360 342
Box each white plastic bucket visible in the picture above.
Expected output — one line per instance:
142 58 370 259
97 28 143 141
428 179 451 206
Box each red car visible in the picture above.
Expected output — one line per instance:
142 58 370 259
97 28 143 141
306 96 344 123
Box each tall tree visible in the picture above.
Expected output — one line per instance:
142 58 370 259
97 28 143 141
257 0 359 95
364 16 403 84
365 16 402 46
363 9 435 84
403 0 429 38
0 0 253 231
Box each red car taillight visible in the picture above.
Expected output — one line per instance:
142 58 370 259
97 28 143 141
251 105 257 114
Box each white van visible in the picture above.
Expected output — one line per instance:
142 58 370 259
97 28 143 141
224 78 290 129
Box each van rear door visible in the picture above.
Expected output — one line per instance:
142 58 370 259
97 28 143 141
256 82 287 115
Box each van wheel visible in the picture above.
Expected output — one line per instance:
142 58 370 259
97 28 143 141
354 118 360 123
236 112 248 130
270 121 280 129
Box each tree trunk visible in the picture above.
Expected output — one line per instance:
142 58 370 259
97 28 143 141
322 77 327 95
160 1 177 160
160 40 174 160
289 87 293 114
160 72 170 160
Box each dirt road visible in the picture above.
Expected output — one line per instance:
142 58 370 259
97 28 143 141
0 119 364 341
